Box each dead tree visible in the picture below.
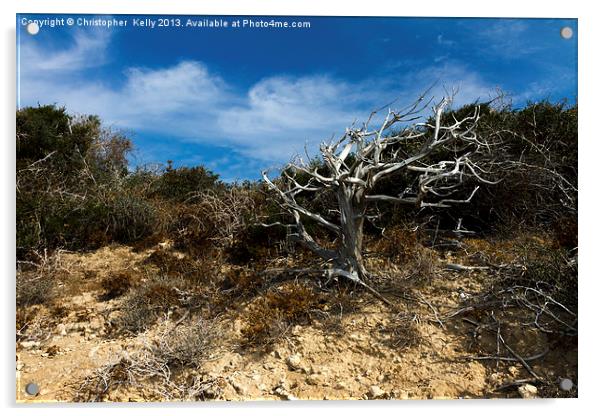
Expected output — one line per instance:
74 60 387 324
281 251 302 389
262 94 499 285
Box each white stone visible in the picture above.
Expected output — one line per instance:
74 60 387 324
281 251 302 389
518 384 538 399
306 374 321 386
368 385 386 399
230 380 247 395
20 341 40 350
286 354 302 370
335 381 347 390
56 323 67 336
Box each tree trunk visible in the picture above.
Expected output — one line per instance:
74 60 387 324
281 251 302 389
336 189 367 279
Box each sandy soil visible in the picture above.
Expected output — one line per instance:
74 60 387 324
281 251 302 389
16 244 577 402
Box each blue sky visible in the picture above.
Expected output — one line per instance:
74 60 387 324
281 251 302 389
17 15 577 181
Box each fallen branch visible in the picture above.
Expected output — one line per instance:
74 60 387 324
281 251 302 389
444 263 490 272
460 346 549 363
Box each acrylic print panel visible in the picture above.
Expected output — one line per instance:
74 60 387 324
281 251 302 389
16 14 577 402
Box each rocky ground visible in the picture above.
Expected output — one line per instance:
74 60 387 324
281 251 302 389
16 241 578 402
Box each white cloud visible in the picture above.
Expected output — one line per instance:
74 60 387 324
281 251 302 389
398 62 498 105
20 29 112 73
124 62 232 115
18 31 500 173
216 76 373 160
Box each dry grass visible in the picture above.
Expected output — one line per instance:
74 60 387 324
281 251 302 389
16 250 64 307
144 249 218 285
241 281 327 346
379 312 422 350
370 226 421 263
116 276 184 334
75 318 220 401
100 271 133 300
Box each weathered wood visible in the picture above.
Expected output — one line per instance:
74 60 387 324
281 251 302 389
262 93 498 288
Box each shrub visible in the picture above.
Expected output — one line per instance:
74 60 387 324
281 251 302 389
150 162 222 202
75 318 221 401
104 192 162 243
100 272 133 300
117 277 183 334
513 243 577 310
16 105 137 256
368 100 577 233
149 318 218 368
16 251 62 307
241 282 326 345
144 250 217 285
371 226 420 263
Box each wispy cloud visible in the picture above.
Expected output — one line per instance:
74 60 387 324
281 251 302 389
20 29 112 72
19 31 501 172
475 20 542 59
437 34 456 47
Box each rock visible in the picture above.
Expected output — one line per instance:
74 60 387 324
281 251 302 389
397 390 410 400
306 374 321 386
335 381 347 390
488 373 501 383
16 362 24 371
508 366 520 377
258 383 267 391
286 354 302 370
20 341 40 350
230 380 247 395
518 384 538 399
368 385 386 399
56 323 67 336
274 386 298 400
89 316 105 331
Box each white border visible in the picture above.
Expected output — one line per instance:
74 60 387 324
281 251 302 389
2 1 599 415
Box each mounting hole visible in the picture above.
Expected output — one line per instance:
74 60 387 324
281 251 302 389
25 382 40 396
26 22 40 35
560 26 573 39
559 378 574 391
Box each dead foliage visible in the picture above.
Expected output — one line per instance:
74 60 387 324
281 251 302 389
379 312 422 350
16 306 54 345
370 226 421 263
144 250 218 285
100 271 133 300
117 277 184 334
439 238 577 390
16 250 64 307
220 267 265 297
75 318 220 401
241 281 327 346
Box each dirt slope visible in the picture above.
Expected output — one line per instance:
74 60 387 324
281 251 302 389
16 244 577 402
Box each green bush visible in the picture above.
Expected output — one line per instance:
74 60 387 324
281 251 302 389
16 105 156 257
150 161 222 202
